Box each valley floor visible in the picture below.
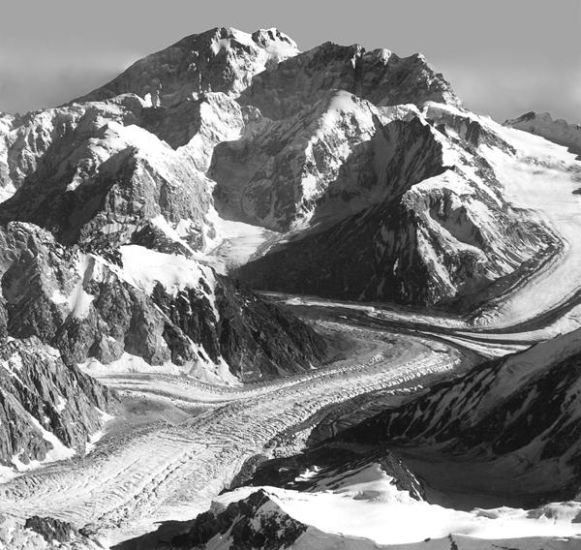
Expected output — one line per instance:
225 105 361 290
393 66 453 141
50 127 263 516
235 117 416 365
1 292 580 548
0 317 465 547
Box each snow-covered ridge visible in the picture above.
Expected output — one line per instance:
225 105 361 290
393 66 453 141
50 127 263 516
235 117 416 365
505 111 581 155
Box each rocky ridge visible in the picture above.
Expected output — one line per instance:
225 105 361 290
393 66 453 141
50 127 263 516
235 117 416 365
337 327 581 506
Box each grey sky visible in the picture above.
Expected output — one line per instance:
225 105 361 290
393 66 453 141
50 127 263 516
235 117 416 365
0 0 579 122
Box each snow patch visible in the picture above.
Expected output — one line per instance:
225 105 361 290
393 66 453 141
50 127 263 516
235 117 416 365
119 245 216 303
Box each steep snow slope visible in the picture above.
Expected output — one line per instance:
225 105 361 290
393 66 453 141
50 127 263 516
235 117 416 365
0 113 15 202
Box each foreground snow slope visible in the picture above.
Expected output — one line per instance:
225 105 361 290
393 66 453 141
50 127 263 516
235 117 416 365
177 463 581 549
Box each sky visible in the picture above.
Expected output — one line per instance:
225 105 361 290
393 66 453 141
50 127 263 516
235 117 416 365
0 0 580 122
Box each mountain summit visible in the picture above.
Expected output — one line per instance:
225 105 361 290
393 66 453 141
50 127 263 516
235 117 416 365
77 27 300 104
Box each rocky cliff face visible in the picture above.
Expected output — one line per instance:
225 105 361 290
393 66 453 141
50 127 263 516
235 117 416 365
238 41 460 119
0 97 214 250
0 337 112 471
235 106 559 307
0 223 114 470
0 514 103 550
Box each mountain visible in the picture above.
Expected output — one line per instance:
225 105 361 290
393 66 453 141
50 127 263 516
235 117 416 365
0 222 115 472
1 25 580 549
235 104 562 308
0 27 571 315
337 327 581 506
237 41 460 119
0 335 113 472
76 27 299 103
505 112 581 157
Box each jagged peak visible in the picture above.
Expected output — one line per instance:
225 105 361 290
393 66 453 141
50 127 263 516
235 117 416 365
171 26 299 55
251 27 298 49
506 110 579 128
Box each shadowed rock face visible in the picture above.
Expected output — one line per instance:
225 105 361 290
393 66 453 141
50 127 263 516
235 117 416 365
153 275 328 382
0 223 115 467
0 98 214 250
0 515 103 550
235 112 558 308
0 336 113 466
171 489 308 550
334 329 581 506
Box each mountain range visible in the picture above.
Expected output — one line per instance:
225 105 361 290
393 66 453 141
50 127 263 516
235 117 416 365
0 25 580 550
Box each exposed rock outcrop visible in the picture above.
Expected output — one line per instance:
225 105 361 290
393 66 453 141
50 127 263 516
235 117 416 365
0 337 113 467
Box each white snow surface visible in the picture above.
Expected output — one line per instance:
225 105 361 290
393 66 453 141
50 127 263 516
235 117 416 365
81 350 241 388
201 207 279 273
120 245 216 298
214 463 581 546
